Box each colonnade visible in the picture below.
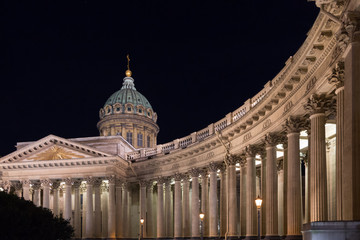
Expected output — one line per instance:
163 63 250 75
2 87 342 240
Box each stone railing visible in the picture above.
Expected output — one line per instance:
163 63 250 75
125 79 276 160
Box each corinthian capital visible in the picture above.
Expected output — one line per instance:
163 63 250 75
304 93 336 115
189 168 201 178
244 145 257 158
328 61 344 88
208 162 219 172
284 116 306 134
344 11 360 42
264 132 282 147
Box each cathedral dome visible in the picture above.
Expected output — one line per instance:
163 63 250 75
97 60 159 149
99 76 157 122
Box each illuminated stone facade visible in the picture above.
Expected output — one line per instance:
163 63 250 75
0 1 360 240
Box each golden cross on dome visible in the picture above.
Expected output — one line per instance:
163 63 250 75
126 54 132 77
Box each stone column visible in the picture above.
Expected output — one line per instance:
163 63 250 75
277 160 284 237
190 168 200 238
116 179 123 238
328 61 345 220
259 149 266 237
164 178 172 237
13 182 22 198
264 133 280 239
85 176 95 238
239 158 247 237
174 174 183 238
22 179 30 200
108 176 116 238
182 175 191 237
139 180 147 237
32 182 41 207
304 94 334 221
102 184 109 238
145 181 153 238
94 179 102 238
73 180 82 238
122 182 129 238
225 155 238 237
41 179 51 209
219 164 227 237
343 13 360 220
63 178 72 221
208 162 218 237
282 141 288 235
157 177 165 238
200 170 209 237
52 181 60 216
245 145 257 239
284 116 304 239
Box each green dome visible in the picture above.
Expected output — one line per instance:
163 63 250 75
103 77 153 110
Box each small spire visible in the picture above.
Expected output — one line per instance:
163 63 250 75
125 54 132 77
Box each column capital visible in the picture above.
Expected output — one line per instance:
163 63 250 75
93 178 103 188
189 168 201 178
199 169 208 178
244 144 258 158
85 176 96 186
239 156 247 168
139 179 148 187
145 180 154 189
208 162 219 173
106 175 116 185
225 154 239 166
344 11 360 43
264 132 282 147
284 116 306 134
328 61 345 89
13 182 22 191
52 181 60 189
304 93 336 115
173 173 183 181
32 182 41 190
63 177 73 186
72 180 82 189
40 179 52 188
21 179 31 188
219 162 227 173
157 176 166 185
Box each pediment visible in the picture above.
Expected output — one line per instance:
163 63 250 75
0 134 113 164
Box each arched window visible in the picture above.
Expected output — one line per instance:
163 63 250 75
126 132 133 145
137 133 143 147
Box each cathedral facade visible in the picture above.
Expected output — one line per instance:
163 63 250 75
1 1 360 240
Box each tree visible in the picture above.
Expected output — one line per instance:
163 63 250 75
0 191 74 240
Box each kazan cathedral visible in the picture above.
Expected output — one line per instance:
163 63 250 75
1 1 360 240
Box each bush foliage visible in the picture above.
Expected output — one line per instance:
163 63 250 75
0 191 74 240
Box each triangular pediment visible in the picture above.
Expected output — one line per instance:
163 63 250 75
0 134 113 164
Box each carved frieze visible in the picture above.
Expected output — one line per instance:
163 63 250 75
263 119 271 130
306 77 317 93
284 101 293 113
243 132 252 142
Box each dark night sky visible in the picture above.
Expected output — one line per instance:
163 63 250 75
0 0 319 156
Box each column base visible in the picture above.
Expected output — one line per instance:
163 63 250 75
264 236 280 240
285 235 302 240
226 236 239 240
303 221 360 240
